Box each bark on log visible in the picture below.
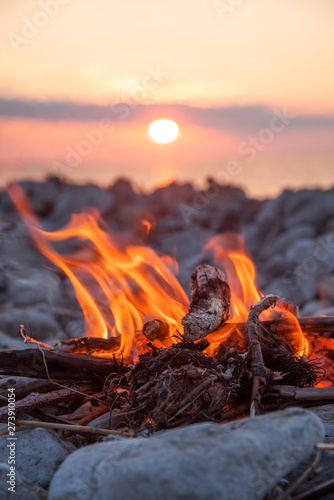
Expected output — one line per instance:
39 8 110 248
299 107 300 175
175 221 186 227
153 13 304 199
0 376 67 400
267 385 334 401
51 336 120 354
182 264 231 341
0 348 129 380
215 316 334 339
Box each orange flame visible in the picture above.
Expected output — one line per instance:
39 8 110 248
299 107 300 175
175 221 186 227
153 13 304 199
7 183 188 360
7 184 322 368
204 234 309 356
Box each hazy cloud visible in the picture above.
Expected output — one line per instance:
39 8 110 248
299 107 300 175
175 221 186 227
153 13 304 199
1 98 334 134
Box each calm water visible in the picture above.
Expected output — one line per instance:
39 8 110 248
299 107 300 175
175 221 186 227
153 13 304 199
0 153 333 199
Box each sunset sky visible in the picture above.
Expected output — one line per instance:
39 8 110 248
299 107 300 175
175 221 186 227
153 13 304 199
0 0 333 196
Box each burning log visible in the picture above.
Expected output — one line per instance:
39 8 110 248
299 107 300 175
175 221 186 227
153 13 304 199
0 348 128 380
142 319 169 341
19 324 121 354
182 264 231 341
51 336 120 354
216 316 334 339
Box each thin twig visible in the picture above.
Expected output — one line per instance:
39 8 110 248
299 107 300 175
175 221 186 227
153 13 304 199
274 449 323 500
0 419 133 437
292 478 334 500
0 386 90 422
19 324 51 349
169 377 215 421
315 443 334 450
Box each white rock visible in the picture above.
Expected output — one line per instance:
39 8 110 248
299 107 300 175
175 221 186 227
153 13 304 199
48 408 324 500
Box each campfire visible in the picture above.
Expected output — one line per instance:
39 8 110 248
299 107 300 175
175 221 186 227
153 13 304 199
0 183 333 436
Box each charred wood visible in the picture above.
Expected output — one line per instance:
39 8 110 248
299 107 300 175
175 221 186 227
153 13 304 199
0 384 95 422
216 316 334 339
142 319 169 341
51 336 120 354
0 348 129 380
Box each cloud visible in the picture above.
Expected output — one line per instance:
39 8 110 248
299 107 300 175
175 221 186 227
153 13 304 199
1 97 334 134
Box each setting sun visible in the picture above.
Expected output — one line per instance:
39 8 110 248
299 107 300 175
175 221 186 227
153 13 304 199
148 119 179 144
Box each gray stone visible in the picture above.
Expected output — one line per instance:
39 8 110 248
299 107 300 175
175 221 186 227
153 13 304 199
48 184 114 227
0 428 76 489
299 300 322 317
310 404 334 443
285 239 314 265
0 463 47 500
20 178 62 218
284 189 334 230
0 308 62 340
263 274 317 306
0 222 46 269
317 276 334 305
0 330 27 350
159 227 215 263
285 450 334 499
263 225 315 261
5 270 62 307
48 408 324 500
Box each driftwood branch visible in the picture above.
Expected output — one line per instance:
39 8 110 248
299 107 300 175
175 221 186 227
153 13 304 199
19 324 120 354
216 316 334 339
267 385 334 401
0 376 67 400
0 419 133 437
291 478 334 500
182 264 231 341
0 385 95 422
51 336 120 354
247 294 298 416
0 348 129 380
